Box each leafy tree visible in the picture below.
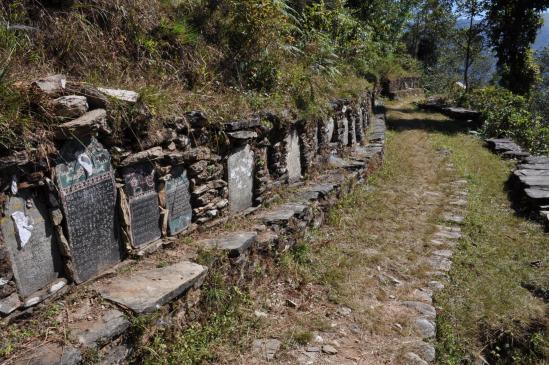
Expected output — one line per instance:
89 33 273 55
485 0 549 95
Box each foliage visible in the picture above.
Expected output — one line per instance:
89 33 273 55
465 86 549 154
485 0 548 95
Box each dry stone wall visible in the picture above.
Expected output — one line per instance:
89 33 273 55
0 75 376 319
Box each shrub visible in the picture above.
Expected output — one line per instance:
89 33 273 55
465 87 549 154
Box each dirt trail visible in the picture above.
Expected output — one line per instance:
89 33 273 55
238 100 471 364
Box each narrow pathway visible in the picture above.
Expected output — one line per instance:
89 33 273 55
233 100 468 364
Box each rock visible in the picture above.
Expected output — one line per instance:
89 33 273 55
97 261 207 314
253 339 281 360
402 301 436 319
24 296 42 308
65 82 108 109
13 343 81 365
100 344 131 365
254 310 268 318
69 309 130 347
428 256 452 272
428 280 445 291
32 74 66 95
259 209 296 225
119 147 164 167
306 346 321 352
337 306 352 316
198 231 257 258
185 111 208 128
321 345 338 355
442 213 464 224
414 318 436 339
286 298 298 308
52 95 89 119
403 352 429 365
410 341 436 362
227 131 258 140
0 292 22 315
54 109 109 139
223 118 261 131
432 249 453 258
48 279 68 294
97 87 139 103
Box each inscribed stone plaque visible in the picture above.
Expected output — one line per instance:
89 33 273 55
339 117 349 145
55 137 122 283
122 163 161 247
228 144 255 213
285 130 302 183
0 191 64 297
166 166 192 235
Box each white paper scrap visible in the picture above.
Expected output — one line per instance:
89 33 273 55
11 211 33 248
78 153 93 176
10 176 17 195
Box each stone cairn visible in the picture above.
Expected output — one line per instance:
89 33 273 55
0 74 386 364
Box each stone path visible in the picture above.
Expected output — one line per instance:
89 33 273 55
237 100 471 364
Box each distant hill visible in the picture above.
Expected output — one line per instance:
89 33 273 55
534 12 549 50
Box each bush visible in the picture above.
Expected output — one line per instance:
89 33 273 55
465 87 549 154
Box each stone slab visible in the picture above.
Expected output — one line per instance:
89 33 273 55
13 344 81 365
525 156 549 164
285 130 302 183
69 309 130 347
0 191 64 298
228 144 255 213
98 261 207 314
525 188 549 200
55 137 122 283
166 166 192 236
0 292 22 315
122 163 161 247
517 164 549 171
514 169 549 177
257 209 296 225
518 175 549 187
199 231 257 257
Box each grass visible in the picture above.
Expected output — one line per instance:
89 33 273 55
431 130 549 364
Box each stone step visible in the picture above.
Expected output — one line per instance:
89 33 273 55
197 231 257 258
97 261 207 314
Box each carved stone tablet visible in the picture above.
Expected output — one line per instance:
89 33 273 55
285 130 302 183
228 145 255 213
55 137 122 283
0 190 64 297
122 163 161 247
166 166 192 235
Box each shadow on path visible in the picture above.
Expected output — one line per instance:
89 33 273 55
386 104 473 135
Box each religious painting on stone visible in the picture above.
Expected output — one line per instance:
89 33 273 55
0 190 64 297
122 163 162 247
165 166 192 236
55 137 123 283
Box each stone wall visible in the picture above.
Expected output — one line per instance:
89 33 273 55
0 75 376 317
382 76 423 100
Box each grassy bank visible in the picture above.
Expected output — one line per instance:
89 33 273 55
431 121 548 364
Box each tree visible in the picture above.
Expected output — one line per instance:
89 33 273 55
455 0 485 91
485 0 549 95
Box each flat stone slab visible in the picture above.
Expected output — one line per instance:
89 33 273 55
98 261 207 314
13 343 81 365
279 203 309 217
517 163 549 171
198 231 257 257
0 293 22 315
518 175 549 188
525 188 549 200
434 230 462 240
402 301 436 319
306 184 336 197
328 155 365 169
442 213 464 224
514 169 549 177
69 309 130 347
525 156 549 164
257 209 295 225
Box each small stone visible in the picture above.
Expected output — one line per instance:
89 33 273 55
32 74 66 95
254 310 268 318
286 299 298 308
414 318 436 338
402 301 436 319
306 346 321 353
411 341 436 362
97 87 139 103
337 306 352 316
253 339 281 360
0 293 22 315
24 296 41 308
321 345 338 355
48 279 68 294
69 309 130 347
53 95 89 118
404 352 429 365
